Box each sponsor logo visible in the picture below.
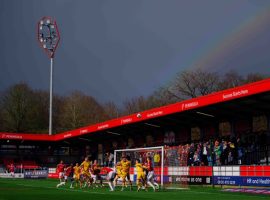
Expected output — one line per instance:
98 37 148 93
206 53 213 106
63 133 72 138
0 173 24 178
146 111 163 118
213 176 270 186
246 178 270 185
173 176 212 185
121 118 133 124
24 170 48 179
80 129 88 134
136 113 142 118
25 171 47 176
97 124 109 130
182 101 199 110
1 134 23 139
222 90 248 100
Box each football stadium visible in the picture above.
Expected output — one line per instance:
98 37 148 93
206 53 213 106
1 79 270 199
1 1 270 200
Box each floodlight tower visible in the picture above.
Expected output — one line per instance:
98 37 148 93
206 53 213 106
37 17 60 135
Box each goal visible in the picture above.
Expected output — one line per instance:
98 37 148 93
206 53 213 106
114 146 189 189
114 146 164 188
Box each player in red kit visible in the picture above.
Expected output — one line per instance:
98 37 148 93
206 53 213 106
9 163 15 177
56 160 66 188
102 167 116 191
146 156 159 191
91 160 103 187
64 164 75 188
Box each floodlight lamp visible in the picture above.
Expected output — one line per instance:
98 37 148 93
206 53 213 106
37 16 60 58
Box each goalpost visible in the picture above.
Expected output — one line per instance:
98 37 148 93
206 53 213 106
114 146 189 189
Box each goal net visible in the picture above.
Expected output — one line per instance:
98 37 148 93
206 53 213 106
114 146 189 189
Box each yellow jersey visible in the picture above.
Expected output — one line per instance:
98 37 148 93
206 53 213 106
135 163 144 173
80 161 91 172
154 153 160 163
121 160 131 173
116 165 122 175
73 166 80 175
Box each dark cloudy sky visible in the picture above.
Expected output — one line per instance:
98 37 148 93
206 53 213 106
1 0 270 105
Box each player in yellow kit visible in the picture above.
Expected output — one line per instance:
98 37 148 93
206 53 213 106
135 159 146 192
80 157 91 187
113 162 122 187
120 156 132 191
73 163 81 187
80 157 91 176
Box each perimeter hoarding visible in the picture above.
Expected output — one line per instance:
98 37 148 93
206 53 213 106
214 176 270 187
24 170 48 179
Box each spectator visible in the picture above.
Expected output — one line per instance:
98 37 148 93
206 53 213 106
104 152 109 167
193 149 201 166
221 140 229 165
207 143 213 166
231 138 238 165
188 143 195 166
108 152 114 167
202 142 208 166
214 140 222 166
237 137 244 165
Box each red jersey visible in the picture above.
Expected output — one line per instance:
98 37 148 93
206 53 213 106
102 167 113 174
146 160 153 171
65 166 74 177
57 163 65 173
9 164 15 172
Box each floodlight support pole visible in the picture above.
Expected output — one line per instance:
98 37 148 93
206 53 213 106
49 57 53 135
37 17 60 136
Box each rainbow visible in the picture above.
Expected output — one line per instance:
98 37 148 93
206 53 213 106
191 7 270 72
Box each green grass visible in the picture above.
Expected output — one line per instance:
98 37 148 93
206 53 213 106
0 179 268 200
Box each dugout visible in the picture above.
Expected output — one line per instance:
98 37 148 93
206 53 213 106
1 79 270 167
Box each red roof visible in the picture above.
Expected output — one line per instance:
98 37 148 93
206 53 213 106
1 78 270 141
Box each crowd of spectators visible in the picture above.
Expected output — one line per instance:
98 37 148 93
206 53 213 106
165 137 267 166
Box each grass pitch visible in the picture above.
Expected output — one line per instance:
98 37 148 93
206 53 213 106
0 179 268 200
